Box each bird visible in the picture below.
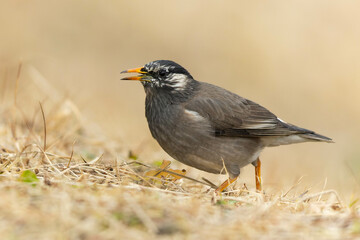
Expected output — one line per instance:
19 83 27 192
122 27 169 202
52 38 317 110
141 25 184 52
120 60 332 193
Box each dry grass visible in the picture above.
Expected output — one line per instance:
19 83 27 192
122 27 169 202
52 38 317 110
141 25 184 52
0 66 359 240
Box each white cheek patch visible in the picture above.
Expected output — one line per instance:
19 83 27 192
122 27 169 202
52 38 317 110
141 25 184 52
168 73 188 91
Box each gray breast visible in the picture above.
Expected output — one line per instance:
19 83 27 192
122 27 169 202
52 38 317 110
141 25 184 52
145 93 263 177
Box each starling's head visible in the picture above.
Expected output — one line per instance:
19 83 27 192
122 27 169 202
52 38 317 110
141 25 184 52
121 60 194 92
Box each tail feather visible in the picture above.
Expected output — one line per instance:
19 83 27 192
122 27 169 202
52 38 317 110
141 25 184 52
300 132 334 143
280 121 334 143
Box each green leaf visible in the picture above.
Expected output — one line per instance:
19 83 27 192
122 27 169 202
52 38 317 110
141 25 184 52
18 170 39 184
153 160 163 167
216 200 227 206
128 151 138 160
349 198 359 208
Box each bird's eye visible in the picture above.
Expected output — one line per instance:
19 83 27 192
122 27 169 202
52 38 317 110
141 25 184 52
158 69 167 77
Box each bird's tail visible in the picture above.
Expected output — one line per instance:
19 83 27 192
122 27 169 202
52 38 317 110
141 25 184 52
300 132 334 143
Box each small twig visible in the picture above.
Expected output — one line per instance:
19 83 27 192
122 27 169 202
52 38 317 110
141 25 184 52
161 169 214 188
299 190 343 207
14 61 22 107
317 178 328 202
124 161 216 188
114 157 120 182
80 155 88 164
66 140 76 168
88 153 104 165
74 166 117 178
202 177 218 189
297 190 309 199
121 160 152 168
39 102 47 153
282 176 304 198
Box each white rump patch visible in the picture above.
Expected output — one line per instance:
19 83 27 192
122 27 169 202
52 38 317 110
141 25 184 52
184 109 204 121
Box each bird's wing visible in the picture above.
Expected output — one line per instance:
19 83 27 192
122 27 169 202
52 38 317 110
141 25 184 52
184 82 312 137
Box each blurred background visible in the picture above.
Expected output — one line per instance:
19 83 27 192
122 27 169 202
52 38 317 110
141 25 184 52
0 0 359 197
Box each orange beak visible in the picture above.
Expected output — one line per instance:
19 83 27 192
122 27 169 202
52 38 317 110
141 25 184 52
120 67 151 82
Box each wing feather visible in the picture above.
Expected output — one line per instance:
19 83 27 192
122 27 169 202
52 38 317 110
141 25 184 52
185 82 311 137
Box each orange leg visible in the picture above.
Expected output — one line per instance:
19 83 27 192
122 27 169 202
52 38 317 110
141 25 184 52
255 158 262 192
215 177 238 193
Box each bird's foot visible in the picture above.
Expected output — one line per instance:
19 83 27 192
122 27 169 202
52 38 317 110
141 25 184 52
215 177 238 194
